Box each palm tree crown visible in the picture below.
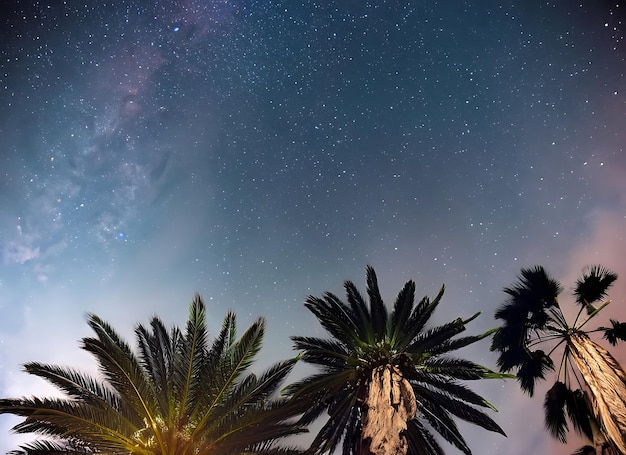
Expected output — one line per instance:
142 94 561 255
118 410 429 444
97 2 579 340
491 265 626 454
0 294 305 455
286 266 506 455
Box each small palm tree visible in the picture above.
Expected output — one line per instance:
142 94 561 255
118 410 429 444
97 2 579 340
0 294 306 455
286 266 507 455
491 265 626 454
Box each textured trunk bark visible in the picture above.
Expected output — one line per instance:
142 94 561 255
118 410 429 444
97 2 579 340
569 332 626 454
361 365 417 455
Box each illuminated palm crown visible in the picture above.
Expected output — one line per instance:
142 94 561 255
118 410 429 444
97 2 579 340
0 295 305 455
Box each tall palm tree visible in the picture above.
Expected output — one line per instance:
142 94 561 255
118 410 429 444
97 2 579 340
0 294 306 455
491 265 626 454
286 266 507 455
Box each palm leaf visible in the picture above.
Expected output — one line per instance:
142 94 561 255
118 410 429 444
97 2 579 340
8 439 88 455
516 350 554 396
571 446 597 455
413 383 505 436
421 357 502 381
390 279 416 346
413 392 471 455
544 381 569 443
21 363 120 409
189 317 266 440
427 328 497 356
365 265 388 339
574 265 617 306
603 319 626 346
134 318 175 417
406 419 446 455
291 336 350 369
82 316 159 418
406 286 445 341
406 318 467 356
304 294 363 347
178 294 209 417
565 388 594 441
344 280 375 343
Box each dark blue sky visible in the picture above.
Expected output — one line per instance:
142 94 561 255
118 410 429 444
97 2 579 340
1 1 625 453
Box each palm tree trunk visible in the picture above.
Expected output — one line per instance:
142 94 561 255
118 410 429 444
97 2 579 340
361 365 417 455
569 332 626 454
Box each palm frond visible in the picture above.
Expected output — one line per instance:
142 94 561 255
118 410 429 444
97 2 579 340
406 419 446 455
419 377 499 411
134 318 174 416
404 285 445 345
81 315 159 422
406 318 466 357
304 293 363 348
574 265 617 307
344 279 375 344
603 319 626 346
544 381 569 443
571 446 598 455
308 393 358 455
412 383 505 436
365 265 388 339
8 439 89 455
516 350 554 396
413 393 471 455
507 266 562 310
390 279 416 346
291 336 350 369
22 362 120 408
427 328 497 356
189 316 266 440
178 294 209 417
421 357 503 381
0 397 140 450
565 388 594 441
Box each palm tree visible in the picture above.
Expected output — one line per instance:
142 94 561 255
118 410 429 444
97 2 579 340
491 265 626 454
0 294 306 455
286 266 507 455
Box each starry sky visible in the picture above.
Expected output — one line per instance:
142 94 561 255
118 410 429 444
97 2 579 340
1 1 625 453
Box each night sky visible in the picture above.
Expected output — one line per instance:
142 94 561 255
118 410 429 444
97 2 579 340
1 1 626 453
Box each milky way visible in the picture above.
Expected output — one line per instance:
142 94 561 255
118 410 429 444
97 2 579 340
1 1 625 453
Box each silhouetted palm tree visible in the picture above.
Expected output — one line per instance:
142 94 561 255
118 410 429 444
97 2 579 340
0 295 306 455
491 265 626 454
286 266 507 455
